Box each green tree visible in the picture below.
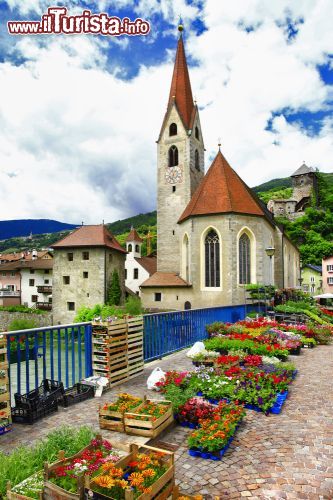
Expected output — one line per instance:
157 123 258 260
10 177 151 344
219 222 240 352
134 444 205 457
107 270 121 305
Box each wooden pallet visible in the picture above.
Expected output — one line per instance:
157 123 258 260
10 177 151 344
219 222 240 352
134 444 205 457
85 444 174 500
99 396 142 432
124 398 174 438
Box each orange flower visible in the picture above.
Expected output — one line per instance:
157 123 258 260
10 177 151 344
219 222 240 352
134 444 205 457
93 475 115 488
116 479 129 489
142 468 156 478
110 467 123 478
128 472 144 486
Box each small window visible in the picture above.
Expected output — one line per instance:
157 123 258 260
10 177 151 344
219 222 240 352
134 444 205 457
63 276 70 285
172 186 176 192
31 295 38 303
128 244 132 252
327 277 333 285
10 272 15 277
134 268 139 279
83 272 88 279
168 145 179 167
29 279 35 287
1 272 6 277
82 251 89 260
67 252 73 261
135 245 140 253
195 149 200 171
44 279 49 284
67 302 75 311
169 123 177 136
172 230 175 235
30 269 35 274
154 292 162 302
125 269 127 280
195 126 199 140
48 297 52 303
327 265 333 272
44 269 50 274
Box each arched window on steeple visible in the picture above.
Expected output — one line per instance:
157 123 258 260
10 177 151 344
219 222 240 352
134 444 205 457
205 230 220 287
195 126 199 140
128 244 132 252
195 150 200 171
169 123 177 136
239 233 251 284
168 145 178 167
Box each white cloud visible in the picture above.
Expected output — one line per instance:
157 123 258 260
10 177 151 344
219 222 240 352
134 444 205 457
0 0 332 224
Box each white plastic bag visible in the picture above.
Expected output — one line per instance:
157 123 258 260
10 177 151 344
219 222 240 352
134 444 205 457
186 341 206 358
147 367 166 391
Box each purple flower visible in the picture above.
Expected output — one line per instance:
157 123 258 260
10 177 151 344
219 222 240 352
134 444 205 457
258 397 263 405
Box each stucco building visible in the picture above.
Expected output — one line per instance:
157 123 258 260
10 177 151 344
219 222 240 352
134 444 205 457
141 28 300 311
125 228 157 296
301 264 322 295
322 256 333 294
52 224 126 324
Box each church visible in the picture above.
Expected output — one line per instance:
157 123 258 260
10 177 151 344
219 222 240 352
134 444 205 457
141 27 300 311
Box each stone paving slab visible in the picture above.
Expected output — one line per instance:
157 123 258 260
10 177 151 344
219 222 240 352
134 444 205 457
1 346 333 499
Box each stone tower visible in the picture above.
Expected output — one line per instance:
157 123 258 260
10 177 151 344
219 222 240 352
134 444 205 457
157 27 205 273
291 162 318 204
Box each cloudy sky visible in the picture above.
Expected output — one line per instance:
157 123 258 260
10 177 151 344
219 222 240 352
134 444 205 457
0 0 332 224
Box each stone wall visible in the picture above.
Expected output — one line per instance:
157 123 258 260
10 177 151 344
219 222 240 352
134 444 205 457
0 311 53 332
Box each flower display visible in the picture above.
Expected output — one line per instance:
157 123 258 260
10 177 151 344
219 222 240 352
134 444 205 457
128 400 169 421
155 371 189 391
11 471 44 499
102 393 142 413
49 437 120 493
176 397 215 426
90 451 168 499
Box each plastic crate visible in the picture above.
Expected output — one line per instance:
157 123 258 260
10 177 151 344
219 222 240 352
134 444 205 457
61 383 95 408
12 399 58 424
14 379 64 411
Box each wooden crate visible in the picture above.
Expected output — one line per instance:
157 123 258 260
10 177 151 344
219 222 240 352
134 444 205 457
92 317 143 389
99 396 142 432
124 398 174 438
44 436 132 500
85 444 175 500
7 479 43 500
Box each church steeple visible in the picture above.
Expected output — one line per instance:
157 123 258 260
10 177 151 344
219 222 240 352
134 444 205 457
168 28 195 130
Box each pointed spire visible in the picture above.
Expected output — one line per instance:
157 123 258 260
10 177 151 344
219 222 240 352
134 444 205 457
168 26 195 129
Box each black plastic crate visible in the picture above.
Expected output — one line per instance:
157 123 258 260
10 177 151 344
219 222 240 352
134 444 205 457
12 399 58 424
14 379 64 411
60 383 95 408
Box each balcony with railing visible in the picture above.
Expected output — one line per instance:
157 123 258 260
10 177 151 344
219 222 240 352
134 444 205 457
0 290 20 297
36 301 52 310
37 285 52 294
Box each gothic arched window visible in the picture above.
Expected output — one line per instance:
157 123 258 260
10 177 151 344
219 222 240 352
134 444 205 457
239 233 251 284
205 230 220 287
195 126 199 140
195 149 200 171
169 123 177 136
128 244 132 252
168 145 178 167
135 245 140 252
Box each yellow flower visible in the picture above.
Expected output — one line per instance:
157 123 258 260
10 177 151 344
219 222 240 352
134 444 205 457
116 479 129 489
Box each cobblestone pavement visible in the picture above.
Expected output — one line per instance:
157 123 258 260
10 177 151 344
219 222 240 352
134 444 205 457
1 345 332 499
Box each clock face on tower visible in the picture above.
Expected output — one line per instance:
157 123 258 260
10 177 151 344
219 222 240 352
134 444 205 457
165 166 183 184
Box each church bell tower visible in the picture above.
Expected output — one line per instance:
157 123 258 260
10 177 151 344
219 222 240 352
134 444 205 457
157 25 205 274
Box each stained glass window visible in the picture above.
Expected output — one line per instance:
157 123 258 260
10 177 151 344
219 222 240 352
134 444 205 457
205 230 220 287
239 233 251 284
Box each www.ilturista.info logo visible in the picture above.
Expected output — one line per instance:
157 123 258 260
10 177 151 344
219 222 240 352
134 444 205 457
7 7 150 36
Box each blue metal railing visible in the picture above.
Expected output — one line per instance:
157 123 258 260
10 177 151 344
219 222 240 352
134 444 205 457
4 322 93 396
143 304 250 361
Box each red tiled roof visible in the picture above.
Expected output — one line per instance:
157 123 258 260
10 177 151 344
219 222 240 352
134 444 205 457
0 260 53 271
141 272 191 288
52 225 126 254
168 34 195 130
134 256 157 276
126 228 143 243
178 150 266 223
